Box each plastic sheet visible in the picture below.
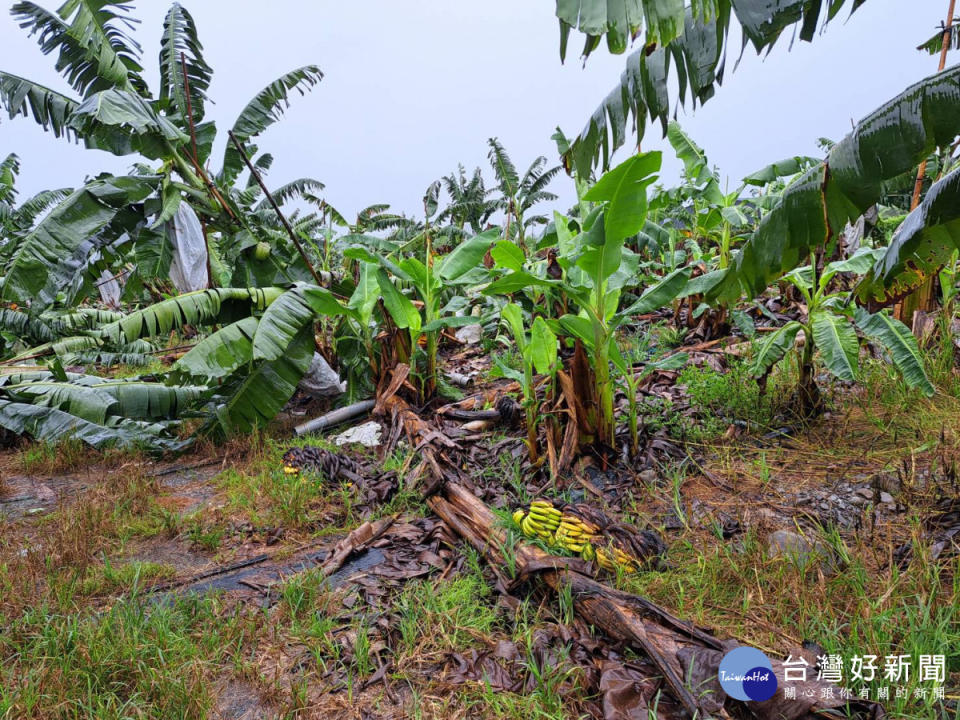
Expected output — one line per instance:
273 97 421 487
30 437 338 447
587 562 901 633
167 202 209 292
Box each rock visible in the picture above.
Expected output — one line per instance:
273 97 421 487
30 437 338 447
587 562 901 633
299 353 346 399
767 530 828 569
333 421 381 448
870 472 901 494
880 491 895 505
855 487 874 500
638 469 659 485
455 323 483 345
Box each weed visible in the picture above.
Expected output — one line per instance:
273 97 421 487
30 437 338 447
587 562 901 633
18 437 85 474
677 359 783 441
396 562 497 661
0 590 250 719
186 515 225 551
81 558 176 596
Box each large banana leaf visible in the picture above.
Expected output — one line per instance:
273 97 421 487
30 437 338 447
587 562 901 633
562 0 868 176
2 380 113 423
742 155 820 186
856 166 960 308
159 2 211 123
10 187 73 228
557 0 679 60
0 398 188 451
0 152 18 202
0 72 79 141
220 66 323 185
810 311 858 382
94 381 203 419
11 1 145 98
620 267 691 316
436 229 498 282
853 308 934 396
251 284 353 362
172 316 258 381
100 287 283 345
1 379 201 422
715 65 960 301
5 333 149 364
0 308 54 344
205 323 314 435
666 121 714 186
488 138 520 197
582 152 661 243
68 88 188 159
45 307 124 333
1 174 157 311
0 72 140 155
750 321 802 376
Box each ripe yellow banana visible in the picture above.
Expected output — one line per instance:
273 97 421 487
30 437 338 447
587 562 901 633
594 546 638 574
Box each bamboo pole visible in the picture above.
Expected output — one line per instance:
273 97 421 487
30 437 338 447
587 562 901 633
227 131 324 287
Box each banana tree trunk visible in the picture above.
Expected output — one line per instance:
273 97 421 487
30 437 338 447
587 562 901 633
897 0 956 328
798 327 822 417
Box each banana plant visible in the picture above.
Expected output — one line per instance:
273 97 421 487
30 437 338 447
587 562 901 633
487 139 560 254
753 250 934 414
345 188 497 399
0 1 326 309
610 345 687 458
122 285 354 435
0 284 356 448
496 303 558 464
659 122 750 272
486 152 690 447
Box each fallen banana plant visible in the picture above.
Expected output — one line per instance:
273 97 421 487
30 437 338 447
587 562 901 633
0 284 357 449
429 483 885 720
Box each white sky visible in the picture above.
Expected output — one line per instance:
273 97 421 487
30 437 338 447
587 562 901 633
0 0 948 218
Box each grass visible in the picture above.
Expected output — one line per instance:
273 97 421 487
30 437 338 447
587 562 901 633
619 527 958 718
0 591 252 719
80 558 176 596
396 553 498 660
675 358 787 440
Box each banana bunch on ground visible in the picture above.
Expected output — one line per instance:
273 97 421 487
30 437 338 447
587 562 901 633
512 500 561 542
513 499 666 575
281 445 363 484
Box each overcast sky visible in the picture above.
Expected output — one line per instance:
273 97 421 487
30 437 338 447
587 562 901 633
0 0 948 219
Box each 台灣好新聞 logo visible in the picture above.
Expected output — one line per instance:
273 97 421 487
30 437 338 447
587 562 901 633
718 647 778 702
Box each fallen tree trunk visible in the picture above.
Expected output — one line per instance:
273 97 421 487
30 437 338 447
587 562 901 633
429 483 885 720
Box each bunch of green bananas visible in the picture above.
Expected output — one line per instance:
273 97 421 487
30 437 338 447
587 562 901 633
513 500 639 574
513 500 561 541
554 513 596 554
